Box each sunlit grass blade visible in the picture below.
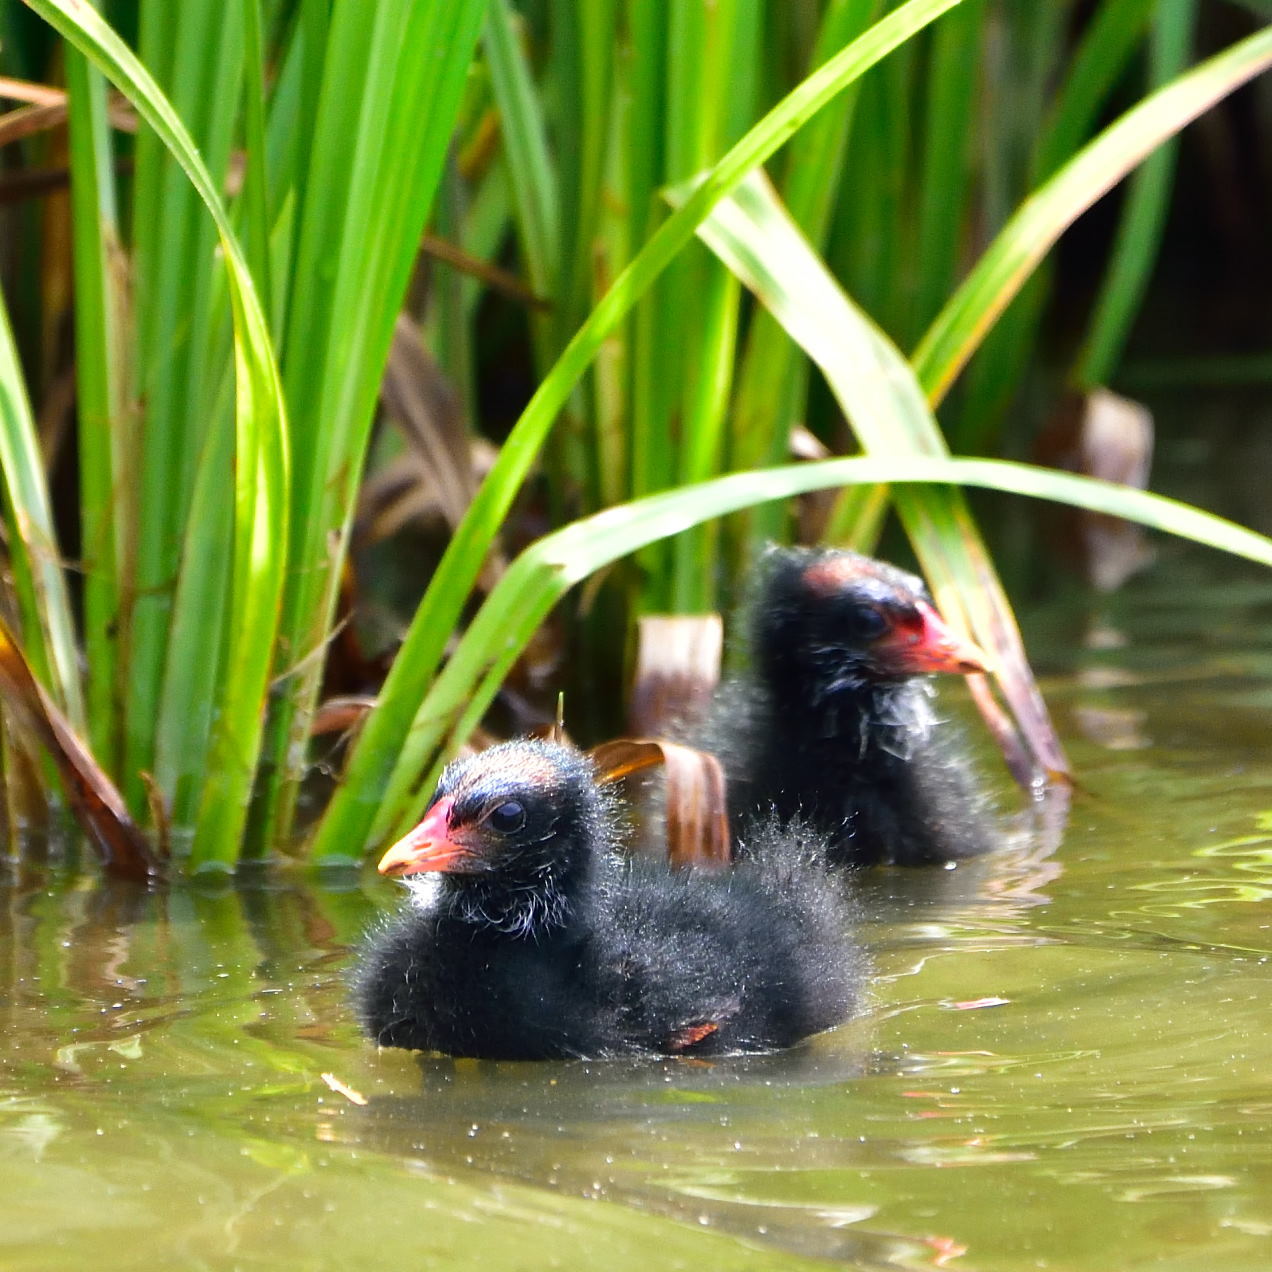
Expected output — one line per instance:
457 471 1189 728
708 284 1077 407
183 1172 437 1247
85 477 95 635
25 0 291 869
189 276 289 871
309 0 967 863
914 20 1272 406
355 452 1272 857
688 170 1062 781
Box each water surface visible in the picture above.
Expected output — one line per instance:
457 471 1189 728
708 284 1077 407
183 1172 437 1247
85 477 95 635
3 516 1272 1269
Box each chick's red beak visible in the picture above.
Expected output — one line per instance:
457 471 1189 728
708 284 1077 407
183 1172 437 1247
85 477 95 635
875 600 991 676
377 797 476 876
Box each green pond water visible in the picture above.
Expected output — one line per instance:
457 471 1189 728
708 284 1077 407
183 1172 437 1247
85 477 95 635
4 451 1272 1268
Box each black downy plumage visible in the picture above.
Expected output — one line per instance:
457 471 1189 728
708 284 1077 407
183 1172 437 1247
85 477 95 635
354 740 861 1060
714 547 996 868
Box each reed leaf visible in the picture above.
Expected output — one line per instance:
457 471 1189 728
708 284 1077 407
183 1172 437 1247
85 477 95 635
484 0 559 300
952 0 1154 447
729 0 879 554
65 32 124 768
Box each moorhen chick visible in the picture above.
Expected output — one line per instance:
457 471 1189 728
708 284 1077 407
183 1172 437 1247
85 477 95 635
715 547 995 868
354 740 861 1060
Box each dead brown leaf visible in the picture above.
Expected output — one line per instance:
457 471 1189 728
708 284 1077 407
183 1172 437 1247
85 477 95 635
628 614 722 737
420 233 548 310
0 617 155 879
379 315 478 529
310 696 377 738
590 738 731 869
1035 388 1155 592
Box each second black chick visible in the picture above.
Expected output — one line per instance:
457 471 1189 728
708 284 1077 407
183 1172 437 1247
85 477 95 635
713 547 996 868
354 740 861 1061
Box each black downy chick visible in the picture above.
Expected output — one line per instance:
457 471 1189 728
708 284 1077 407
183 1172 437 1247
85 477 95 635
354 740 861 1060
716 547 996 868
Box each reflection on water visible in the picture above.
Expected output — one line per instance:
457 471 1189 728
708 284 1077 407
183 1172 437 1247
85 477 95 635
3 490 1272 1268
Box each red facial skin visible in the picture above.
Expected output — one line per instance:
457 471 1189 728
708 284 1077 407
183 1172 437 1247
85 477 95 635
377 796 480 877
800 555 990 678
871 599 991 677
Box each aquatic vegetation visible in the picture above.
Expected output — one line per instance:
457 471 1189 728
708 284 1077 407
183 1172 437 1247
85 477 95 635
0 1 1270 870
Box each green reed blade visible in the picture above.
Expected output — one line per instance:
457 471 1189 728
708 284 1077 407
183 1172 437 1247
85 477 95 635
912 0 982 335
238 0 272 316
65 31 123 764
485 0 559 299
952 0 1154 449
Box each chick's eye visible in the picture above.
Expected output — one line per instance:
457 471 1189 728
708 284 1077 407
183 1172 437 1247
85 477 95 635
487 801 526 834
850 607 889 640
